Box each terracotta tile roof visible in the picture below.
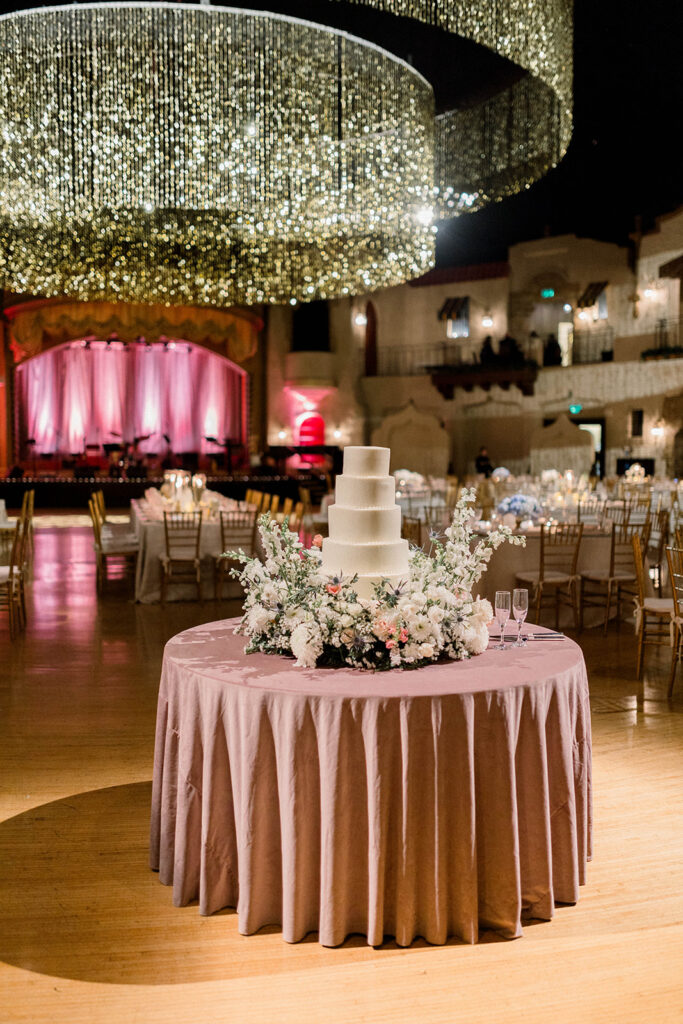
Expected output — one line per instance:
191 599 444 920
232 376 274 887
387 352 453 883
408 262 509 287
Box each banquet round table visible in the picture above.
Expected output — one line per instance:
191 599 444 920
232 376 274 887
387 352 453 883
150 619 592 947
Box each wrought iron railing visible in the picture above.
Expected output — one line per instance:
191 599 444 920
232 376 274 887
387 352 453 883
654 316 683 350
374 331 617 377
571 327 615 364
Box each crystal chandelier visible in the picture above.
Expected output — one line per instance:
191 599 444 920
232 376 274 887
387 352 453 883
0 1 572 307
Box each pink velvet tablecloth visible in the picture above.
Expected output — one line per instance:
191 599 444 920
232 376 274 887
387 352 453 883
150 619 592 947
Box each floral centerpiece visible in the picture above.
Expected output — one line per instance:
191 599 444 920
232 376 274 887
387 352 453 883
496 492 541 518
393 468 427 494
224 489 524 670
625 462 646 481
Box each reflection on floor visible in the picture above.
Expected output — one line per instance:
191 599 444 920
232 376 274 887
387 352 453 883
1 526 682 1023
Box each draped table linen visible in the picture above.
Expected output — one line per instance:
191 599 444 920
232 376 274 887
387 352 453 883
131 494 248 603
150 619 592 946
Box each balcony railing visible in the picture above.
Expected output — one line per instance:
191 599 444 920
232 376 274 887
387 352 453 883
374 331 616 378
654 316 683 350
571 327 615 364
376 341 462 376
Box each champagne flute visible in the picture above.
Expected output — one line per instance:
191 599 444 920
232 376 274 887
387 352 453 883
494 591 511 650
513 588 529 646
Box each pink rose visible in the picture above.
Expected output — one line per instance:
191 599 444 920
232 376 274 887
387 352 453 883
326 584 340 595
312 534 323 549
385 639 396 649
398 628 408 643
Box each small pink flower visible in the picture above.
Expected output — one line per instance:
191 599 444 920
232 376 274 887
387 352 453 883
385 639 396 649
312 534 323 549
326 583 340 595
398 628 408 643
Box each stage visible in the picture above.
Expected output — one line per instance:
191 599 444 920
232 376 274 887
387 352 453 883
0 473 326 511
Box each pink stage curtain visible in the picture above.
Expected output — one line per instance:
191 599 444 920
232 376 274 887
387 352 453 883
92 345 128 445
17 341 247 457
60 347 92 455
25 349 59 454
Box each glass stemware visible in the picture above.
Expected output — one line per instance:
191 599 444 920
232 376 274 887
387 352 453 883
494 590 511 650
513 588 529 646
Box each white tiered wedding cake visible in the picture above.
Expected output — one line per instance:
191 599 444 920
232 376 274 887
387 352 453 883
321 445 409 598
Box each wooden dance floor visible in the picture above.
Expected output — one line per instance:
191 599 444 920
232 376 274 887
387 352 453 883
1 525 682 1023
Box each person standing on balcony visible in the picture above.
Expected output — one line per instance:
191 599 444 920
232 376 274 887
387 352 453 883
475 446 494 477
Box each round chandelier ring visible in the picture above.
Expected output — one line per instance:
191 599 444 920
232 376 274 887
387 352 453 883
0 1 572 307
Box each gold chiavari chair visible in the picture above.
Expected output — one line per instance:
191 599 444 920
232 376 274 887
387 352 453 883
665 546 683 698
676 526 683 551
647 508 670 596
288 501 305 532
632 534 673 679
580 517 650 633
88 497 139 593
92 488 137 543
577 495 606 526
215 508 258 600
20 487 35 567
269 494 280 515
516 522 584 630
160 510 203 603
0 518 26 639
281 496 294 518
401 516 423 548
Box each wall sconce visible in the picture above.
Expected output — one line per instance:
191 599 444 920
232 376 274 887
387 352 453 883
277 429 287 441
651 420 665 438
353 312 368 327
332 428 342 440
481 313 493 328
578 310 590 321
563 303 572 313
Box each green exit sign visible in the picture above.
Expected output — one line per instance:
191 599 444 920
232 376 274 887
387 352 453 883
569 403 583 414
541 287 555 299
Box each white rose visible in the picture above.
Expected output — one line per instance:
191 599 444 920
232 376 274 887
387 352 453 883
418 642 435 659
427 605 445 624
290 623 322 668
466 622 490 655
471 598 493 628
246 605 273 632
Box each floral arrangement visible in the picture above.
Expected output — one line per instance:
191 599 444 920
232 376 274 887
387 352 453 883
224 488 524 671
541 468 561 486
496 492 541 518
393 468 427 494
625 462 646 481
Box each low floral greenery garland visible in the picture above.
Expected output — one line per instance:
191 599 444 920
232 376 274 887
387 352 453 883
225 488 525 670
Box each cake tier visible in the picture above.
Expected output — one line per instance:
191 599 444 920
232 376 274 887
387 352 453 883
321 537 409 577
335 474 396 509
327 504 401 543
342 446 390 477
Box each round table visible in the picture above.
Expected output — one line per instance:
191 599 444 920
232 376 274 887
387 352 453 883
150 619 592 946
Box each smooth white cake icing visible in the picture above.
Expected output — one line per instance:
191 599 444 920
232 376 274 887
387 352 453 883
321 445 409 597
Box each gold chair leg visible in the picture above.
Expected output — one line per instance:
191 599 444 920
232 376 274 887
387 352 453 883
534 584 543 625
603 581 613 634
636 617 645 679
570 581 579 632
668 628 679 699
